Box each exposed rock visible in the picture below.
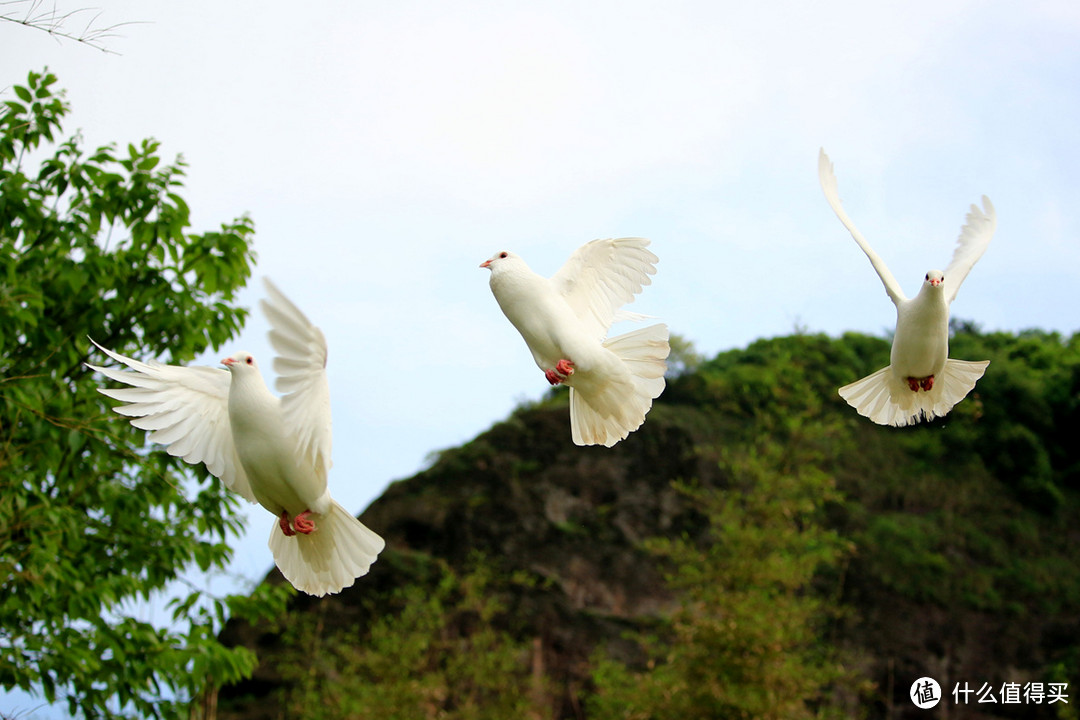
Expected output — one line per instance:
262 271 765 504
219 400 715 718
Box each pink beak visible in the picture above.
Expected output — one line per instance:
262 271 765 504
930 278 941 287
221 357 235 367
480 259 492 268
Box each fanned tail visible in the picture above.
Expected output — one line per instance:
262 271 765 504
570 324 669 447
838 359 989 427
268 501 385 597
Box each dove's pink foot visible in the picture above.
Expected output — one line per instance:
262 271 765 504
279 511 296 537
544 359 575 386
292 510 316 535
905 375 935 392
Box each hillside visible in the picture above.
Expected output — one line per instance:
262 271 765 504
218 326 1080 719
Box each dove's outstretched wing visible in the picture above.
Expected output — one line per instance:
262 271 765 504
87 340 255 502
819 148 907 306
943 196 996 305
260 278 332 482
550 237 659 340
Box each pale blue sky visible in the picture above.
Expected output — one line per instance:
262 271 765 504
4 0 1079 712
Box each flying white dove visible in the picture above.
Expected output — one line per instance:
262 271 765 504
482 237 670 447
87 278 385 596
818 148 996 427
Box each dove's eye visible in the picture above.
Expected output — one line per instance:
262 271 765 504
246 357 253 365
499 252 508 259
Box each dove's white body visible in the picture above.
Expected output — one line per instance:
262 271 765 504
89 278 384 596
225 367 330 518
891 283 949 381
819 149 995 426
488 264 624 381
483 238 670 447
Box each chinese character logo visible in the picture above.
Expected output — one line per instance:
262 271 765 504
911 677 942 709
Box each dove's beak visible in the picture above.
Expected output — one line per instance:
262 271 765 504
221 357 236 368
480 259 492 269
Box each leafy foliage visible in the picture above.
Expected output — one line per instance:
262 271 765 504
278 556 546 720
590 428 859 720
0 69 289 718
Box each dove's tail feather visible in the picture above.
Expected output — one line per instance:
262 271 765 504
838 359 990 427
570 323 670 447
268 500 385 597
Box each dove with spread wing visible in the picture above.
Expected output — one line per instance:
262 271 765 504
818 148 996 427
88 278 385 596
482 237 670 447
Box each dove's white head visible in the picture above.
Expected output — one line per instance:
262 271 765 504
221 352 260 374
480 251 534 289
923 270 945 289
480 250 518 271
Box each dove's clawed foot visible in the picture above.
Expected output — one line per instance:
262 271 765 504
293 510 316 534
279 510 317 536
545 359 576 385
279 511 296 537
906 375 935 392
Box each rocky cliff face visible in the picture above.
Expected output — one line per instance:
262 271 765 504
219 400 723 718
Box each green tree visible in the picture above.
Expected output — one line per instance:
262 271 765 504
280 556 546 720
590 431 858 719
0 69 288 718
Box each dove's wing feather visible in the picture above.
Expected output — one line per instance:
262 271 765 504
550 237 658 340
88 340 255 502
613 309 654 323
260 278 332 481
819 149 907 306
943 196 996 305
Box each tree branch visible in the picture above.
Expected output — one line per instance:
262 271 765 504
0 0 139 54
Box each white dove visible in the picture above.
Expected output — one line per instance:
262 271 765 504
818 148 996 427
481 237 670 447
88 278 385 596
